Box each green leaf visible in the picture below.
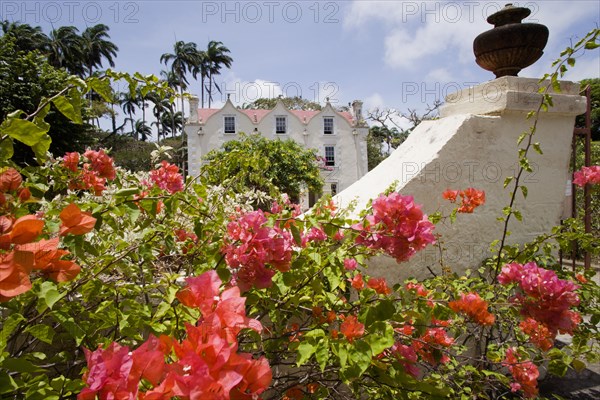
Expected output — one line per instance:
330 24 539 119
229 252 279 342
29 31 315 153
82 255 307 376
88 77 113 102
50 310 86 346
31 133 52 163
0 138 14 160
504 176 513 188
24 325 55 345
315 337 330 372
0 313 25 353
364 322 394 356
348 340 372 377
584 41 599 50
533 142 543 155
548 359 568 377
297 341 316 366
52 95 82 124
37 281 65 312
289 223 302 246
572 359 586 372
513 210 523 222
517 133 526 145
520 186 528 199
0 370 19 394
0 118 48 147
2 357 45 373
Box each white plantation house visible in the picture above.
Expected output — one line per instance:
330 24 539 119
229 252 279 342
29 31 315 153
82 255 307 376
184 96 369 207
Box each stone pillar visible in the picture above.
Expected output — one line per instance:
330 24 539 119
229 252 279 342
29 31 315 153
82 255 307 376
185 96 202 177
334 77 586 281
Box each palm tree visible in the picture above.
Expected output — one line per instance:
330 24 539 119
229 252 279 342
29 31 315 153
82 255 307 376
47 26 84 75
161 107 183 138
1 21 49 53
134 119 152 142
204 41 233 107
191 50 209 108
119 91 139 138
148 92 169 141
80 24 119 78
160 41 200 126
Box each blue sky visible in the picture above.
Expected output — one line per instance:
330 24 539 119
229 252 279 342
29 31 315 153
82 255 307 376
3 0 599 133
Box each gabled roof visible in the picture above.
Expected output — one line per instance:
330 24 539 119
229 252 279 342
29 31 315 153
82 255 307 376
197 108 355 125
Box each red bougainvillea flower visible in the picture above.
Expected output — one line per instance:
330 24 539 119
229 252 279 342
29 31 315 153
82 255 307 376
340 315 365 342
17 187 31 202
84 149 116 180
59 203 97 236
349 273 365 290
354 193 435 263
149 160 184 194
448 292 495 326
406 282 429 297
503 347 539 398
457 188 485 213
573 165 600 186
412 327 454 365
367 277 392 295
62 152 80 172
519 318 554 351
0 167 22 192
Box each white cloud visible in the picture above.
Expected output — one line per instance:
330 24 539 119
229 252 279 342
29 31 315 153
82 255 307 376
426 67 453 82
345 1 599 72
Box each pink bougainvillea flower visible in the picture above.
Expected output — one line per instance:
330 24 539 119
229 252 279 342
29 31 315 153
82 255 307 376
343 258 358 271
176 270 222 316
62 152 80 172
222 210 293 291
149 160 184 194
573 165 600 186
59 203 97 236
354 193 435 263
84 149 116 180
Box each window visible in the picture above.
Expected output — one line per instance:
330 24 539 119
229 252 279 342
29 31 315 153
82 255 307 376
275 116 287 134
323 117 334 134
330 183 338 195
325 146 335 166
224 116 236 133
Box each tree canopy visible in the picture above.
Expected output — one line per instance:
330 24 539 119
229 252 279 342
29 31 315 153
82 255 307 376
241 96 322 111
201 134 324 203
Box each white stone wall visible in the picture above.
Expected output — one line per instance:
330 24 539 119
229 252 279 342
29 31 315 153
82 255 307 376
333 77 586 281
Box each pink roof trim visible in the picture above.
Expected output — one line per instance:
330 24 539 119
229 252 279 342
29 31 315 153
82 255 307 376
197 108 354 125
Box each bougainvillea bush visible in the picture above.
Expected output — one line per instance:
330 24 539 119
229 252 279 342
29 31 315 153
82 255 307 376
2 31 600 400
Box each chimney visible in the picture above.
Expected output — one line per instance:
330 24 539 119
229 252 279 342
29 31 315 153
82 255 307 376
351 100 363 125
189 95 199 123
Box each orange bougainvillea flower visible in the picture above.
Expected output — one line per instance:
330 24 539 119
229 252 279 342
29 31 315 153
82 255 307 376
448 292 495 326
9 215 44 244
59 203 97 236
0 168 22 192
367 277 392 295
0 252 32 299
340 315 365 343
15 237 60 270
17 187 31 202
442 189 459 203
349 273 365 290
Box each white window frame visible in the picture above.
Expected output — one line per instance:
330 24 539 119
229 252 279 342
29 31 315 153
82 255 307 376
323 117 334 135
275 115 287 134
324 145 336 167
223 115 236 134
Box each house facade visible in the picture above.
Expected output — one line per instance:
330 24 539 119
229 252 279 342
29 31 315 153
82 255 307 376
184 96 369 207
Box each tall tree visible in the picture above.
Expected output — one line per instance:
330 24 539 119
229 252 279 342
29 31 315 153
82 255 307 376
80 24 119 78
120 91 139 139
47 26 84 75
204 41 233 107
191 50 209 108
161 40 201 148
134 119 152 142
1 20 49 53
